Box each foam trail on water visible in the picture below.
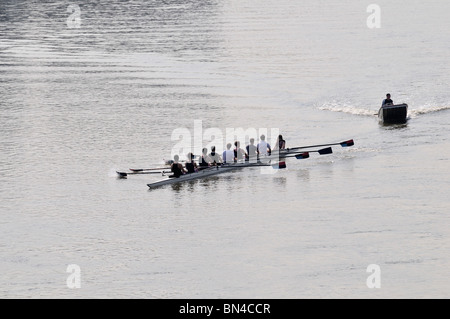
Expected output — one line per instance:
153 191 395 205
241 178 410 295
318 101 376 117
109 168 121 177
408 104 450 118
318 101 450 119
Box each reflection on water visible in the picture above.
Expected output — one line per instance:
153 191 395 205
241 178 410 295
198 176 220 190
272 176 287 188
168 181 184 193
0 0 223 57
296 169 311 181
379 123 409 130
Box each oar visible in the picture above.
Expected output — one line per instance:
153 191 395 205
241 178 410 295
278 152 306 159
292 152 310 159
164 157 200 165
221 162 272 168
129 167 168 172
267 147 333 168
286 139 354 152
272 161 287 169
217 161 286 169
117 170 171 178
130 160 198 171
269 147 333 160
294 152 309 159
316 146 333 155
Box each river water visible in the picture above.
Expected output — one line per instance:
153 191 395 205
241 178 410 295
1 0 449 298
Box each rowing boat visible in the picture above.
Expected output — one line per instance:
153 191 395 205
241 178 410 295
124 140 354 177
147 162 273 189
116 139 354 188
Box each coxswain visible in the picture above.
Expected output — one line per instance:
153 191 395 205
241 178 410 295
273 134 286 150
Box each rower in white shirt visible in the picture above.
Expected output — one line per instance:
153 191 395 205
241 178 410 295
257 134 272 157
207 146 223 165
222 143 235 164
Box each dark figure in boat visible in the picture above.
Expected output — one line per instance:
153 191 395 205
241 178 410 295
185 153 198 173
382 93 394 107
169 155 186 178
274 134 286 151
378 93 408 124
199 148 210 167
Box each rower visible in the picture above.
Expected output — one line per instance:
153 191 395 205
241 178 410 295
199 148 210 167
382 93 394 107
246 138 258 163
273 135 286 150
207 146 223 165
257 134 272 157
222 143 235 164
169 155 186 178
234 141 247 163
185 153 198 174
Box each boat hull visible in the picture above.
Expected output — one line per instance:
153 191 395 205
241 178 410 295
147 166 230 188
147 163 273 189
378 103 408 124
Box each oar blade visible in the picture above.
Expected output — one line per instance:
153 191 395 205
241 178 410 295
295 152 310 159
318 147 333 155
340 139 354 147
116 171 128 178
272 161 287 169
129 167 168 172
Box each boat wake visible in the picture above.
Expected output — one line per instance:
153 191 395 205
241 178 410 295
317 101 376 117
408 104 450 118
318 101 450 118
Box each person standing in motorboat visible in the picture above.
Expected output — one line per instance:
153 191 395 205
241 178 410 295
382 93 394 107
